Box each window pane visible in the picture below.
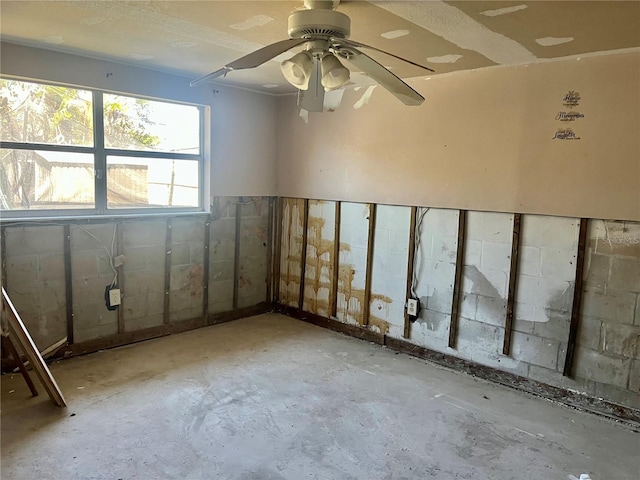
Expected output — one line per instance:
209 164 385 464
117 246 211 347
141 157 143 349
0 79 93 146
0 149 95 210
103 95 200 154
107 156 199 208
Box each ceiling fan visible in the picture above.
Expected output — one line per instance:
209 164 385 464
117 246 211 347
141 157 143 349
190 0 434 112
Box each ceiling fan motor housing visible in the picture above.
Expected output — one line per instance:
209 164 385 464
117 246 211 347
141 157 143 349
288 9 350 39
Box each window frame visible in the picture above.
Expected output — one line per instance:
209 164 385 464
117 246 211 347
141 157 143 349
1 77 206 219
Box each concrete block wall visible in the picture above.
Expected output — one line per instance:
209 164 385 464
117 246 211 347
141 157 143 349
209 198 237 314
369 205 410 338
122 220 166 331
576 220 640 406
2 196 272 353
336 202 370 326
238 198 269 308
303 200 336 317
70 224 119 342
283 198 640 410
410 208 460 351
4 225 67 350
170 217 205 322
279 198 305 308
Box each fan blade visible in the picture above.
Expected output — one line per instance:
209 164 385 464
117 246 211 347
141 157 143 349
340 47 425 106
332 38 434 73
191 38 308 87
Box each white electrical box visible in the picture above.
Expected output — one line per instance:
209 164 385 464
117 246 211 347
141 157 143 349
108 288 122 307
407 298 419 316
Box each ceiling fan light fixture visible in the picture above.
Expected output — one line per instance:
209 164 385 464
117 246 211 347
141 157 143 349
281 51 314 90
320 53 350 90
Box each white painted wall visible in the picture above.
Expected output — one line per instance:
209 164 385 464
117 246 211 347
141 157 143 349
0 42 278 198
276 51 640 221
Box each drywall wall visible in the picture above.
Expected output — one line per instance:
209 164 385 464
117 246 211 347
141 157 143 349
0 41 277 197
282 197 640 409
276 51 640 221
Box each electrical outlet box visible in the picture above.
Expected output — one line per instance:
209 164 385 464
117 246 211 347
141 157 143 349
407 298 419 316
108 288 121 307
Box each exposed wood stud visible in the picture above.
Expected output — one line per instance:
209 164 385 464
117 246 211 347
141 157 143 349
330 201 341 318
503 213 522 355
563 218 589 377
404 206 418 339
233 202 242 310
448 210 467 349
298 198 310 311
363 203 377 327
273 197 283 304
202 217 211 326
163 218 172 325
63 224 74 344
116 222 125 334
1 226 7 291
266 197 274 303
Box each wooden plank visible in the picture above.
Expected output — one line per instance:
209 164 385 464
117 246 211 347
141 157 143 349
202 217 211 326
503 213 521 355
266 197 274 303
163 218 172 325
2 334 38 397
116 222 125 334
363 203 377 327
2 288 66 407
298 199 309 311
1 226 7 290
404 206 418 339
273 197 283 304
63 225 74 344
233 202 241 309
330 201 341 318
563 218 589 377
448 210 467 349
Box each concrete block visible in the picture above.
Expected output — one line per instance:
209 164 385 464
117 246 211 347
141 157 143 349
573 347 631 389
462 265 504 297
520 215 579 250
238 294 267 309
122 294 148 320
388 228 410 254
466 211 513 243
170 244 190 266
511 332 559 370
210 217 236 239
210 259 233 283
540 247 577 280
593 381 640 409
6 255 39 286
475 295 506 326
601 323 640 358
609 257 640 293
636 294 640 325
514 302 549 324
210 238 235 262
6 226 64 255
38 254 65 282
532 310 571 343
172 305 203 322
629 359 640 393
125 314 164 332
123 221 166 248
459 292 477 320
590 220 640 258
431 235 457 263
70 224 115 251
457 317 500 353
481 241 512 272
15 307 67 352
424 208 459 236
171 218 204 243
74 322 119 343
518 246 541 277
73 302 117 329
583 252 611 290
577 316 602 351
516 275 572 310
425 288 454 315
171 288 202 315
147 292 165 316
71 251 100 279
124 270 165 295
581 290 636 324
209 280 233 306
463 239 482 267
527 364 596 396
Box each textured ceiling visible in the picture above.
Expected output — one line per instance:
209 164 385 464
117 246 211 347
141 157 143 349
1 1 639 94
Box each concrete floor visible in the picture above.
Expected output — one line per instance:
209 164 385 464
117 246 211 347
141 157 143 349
1 314 638 480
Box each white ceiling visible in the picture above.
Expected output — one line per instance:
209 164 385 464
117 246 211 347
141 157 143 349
1 1 639 94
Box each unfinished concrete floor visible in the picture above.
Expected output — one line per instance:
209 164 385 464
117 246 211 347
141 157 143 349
1 314 638 480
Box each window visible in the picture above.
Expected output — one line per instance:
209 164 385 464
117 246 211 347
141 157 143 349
0 79 204 216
